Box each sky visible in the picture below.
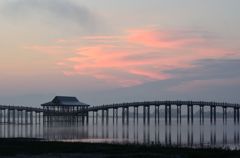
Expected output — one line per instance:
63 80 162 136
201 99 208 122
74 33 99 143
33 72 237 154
0 0 240 107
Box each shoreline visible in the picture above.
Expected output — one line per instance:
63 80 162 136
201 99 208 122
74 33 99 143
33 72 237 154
0 138 240 158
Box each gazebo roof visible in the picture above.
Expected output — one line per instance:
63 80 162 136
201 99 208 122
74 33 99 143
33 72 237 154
41 96 90 106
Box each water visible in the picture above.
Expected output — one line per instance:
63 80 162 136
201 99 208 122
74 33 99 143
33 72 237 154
0 118 240 149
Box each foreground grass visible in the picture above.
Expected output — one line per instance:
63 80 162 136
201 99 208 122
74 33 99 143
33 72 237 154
0 138 240 158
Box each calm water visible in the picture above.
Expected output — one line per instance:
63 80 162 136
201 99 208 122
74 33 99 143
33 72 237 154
0 118 240 149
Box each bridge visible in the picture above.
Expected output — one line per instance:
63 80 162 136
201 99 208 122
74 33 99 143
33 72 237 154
0 100 240 125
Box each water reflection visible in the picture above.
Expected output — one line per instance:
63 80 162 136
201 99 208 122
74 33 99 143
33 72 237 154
0 118 240 149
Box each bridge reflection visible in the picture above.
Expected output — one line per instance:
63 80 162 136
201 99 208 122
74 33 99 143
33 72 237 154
0 118 240 148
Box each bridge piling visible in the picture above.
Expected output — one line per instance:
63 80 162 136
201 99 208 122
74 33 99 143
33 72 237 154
25 111 28 124
112 109 115 124
147 106 150 125
165 105 168 124
143 106 146 124
237 108 240 123
187 106 190 124
17 110 20 124
30 111 33 124
92 111 95 124
169 105 171 125
0 109 2 123
102 110 104 124
210 106 213 124
234 108 237 124
21 110 23 124
106 109 109 124
214 106 216 124
96 110 99 124
122 107 125 124
203 106 204 124
116 108 118 124
154 106 157 124
13 110 16 124
191 105 194 124
126 107 129 125
136 106 138 123
7 109 10 124
177 105 179 123
133 107 136 123
180 106 182 124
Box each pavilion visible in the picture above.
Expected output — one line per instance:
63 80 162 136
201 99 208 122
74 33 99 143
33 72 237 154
41 96 90 122
41 96 90 112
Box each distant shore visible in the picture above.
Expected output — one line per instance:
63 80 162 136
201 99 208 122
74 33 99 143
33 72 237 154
0 138 240 158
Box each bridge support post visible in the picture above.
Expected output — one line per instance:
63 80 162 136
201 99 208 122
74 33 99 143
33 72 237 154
35 112 38 124
222 107 227 124
237 108 240 124
92 111 95 125
177 105 179 123
133 107 136 123
112 109 115 124
191 105 194 124
200 106 204 125
116 108 118 124
30 111 33 124
157 105 160 124
179 105 182 124
102 110 104 124
0 109 2 123
25 111 28 124
106 109 109 124
39 112 41 124
169 105 171 125
86 111 89 124
165 105 168 124
96 111 99 124
225 108 227 124
202 106 204 124
234 108 237 124
136 107 138 123
187 106 190 124
126 107 129 125
210 106 213 124
7 109 10 124
122 108 125 124
214 106 216 124
154 105 157 124
199 106 201 124
13 110 16 124
143 106 146 124
3 109 6 123
19 110 21 124
147 106 150 125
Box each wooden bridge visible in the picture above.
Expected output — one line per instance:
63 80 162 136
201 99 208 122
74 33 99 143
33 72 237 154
0 100 240 125
88 101 240 125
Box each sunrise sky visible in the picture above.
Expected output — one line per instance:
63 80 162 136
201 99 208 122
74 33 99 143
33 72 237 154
0 0 240 106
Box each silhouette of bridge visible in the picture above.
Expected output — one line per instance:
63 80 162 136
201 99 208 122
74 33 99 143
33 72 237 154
1 100 240 125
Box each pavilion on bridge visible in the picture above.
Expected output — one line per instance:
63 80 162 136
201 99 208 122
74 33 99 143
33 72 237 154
41 96 90 114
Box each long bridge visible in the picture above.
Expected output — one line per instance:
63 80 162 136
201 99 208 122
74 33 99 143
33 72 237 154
1 100 240 125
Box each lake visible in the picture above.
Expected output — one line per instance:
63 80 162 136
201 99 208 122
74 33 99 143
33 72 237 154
0 117 240 149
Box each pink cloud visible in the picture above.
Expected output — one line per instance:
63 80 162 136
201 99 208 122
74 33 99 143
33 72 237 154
127 28 206 49
28 27 240 87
